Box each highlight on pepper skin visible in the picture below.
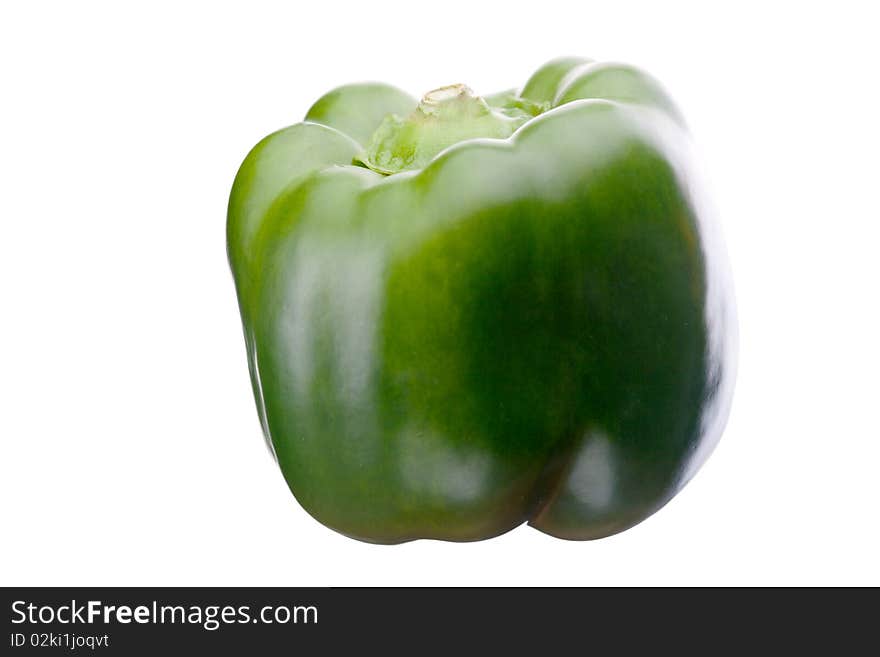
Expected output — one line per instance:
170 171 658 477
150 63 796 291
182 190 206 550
227 56 737 544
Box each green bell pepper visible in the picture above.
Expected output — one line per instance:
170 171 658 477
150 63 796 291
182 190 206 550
227 57 737 543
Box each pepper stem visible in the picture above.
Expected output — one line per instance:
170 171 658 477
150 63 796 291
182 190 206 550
355 84 544 175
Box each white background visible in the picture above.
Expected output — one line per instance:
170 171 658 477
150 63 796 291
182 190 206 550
2 1 878 586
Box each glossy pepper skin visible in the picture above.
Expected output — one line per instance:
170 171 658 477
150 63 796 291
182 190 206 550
227 57 737 543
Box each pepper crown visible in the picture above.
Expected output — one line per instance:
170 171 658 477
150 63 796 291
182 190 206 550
356 84 545 175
